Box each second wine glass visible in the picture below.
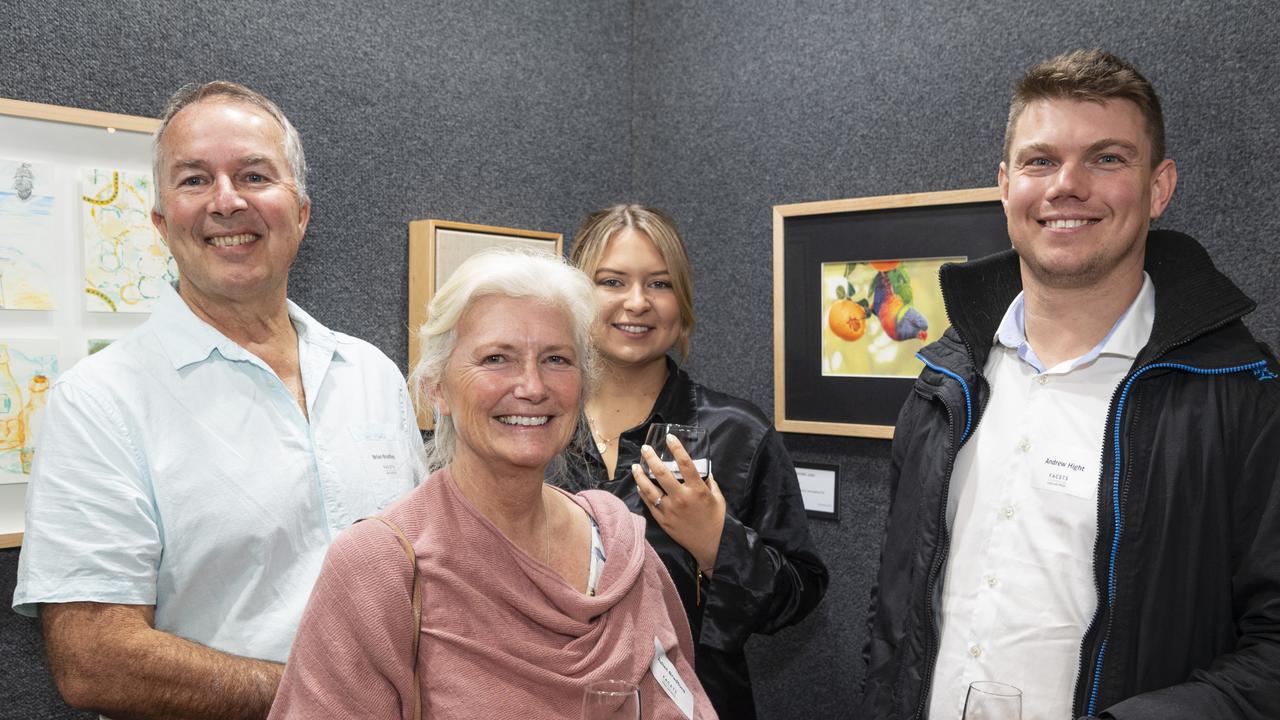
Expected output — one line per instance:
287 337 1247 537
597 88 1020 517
581 679 640 720
962 680 1022 719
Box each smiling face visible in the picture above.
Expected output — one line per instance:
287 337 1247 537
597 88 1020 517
151 98 310 311
999 97 1177 294
589 228 684 371
435 294 582 476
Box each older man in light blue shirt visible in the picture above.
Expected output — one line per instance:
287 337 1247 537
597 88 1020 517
12 81 422 720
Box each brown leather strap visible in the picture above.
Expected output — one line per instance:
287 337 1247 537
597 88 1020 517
370 516 423 720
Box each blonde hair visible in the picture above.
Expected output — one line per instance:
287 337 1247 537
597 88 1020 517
407 248 597 473
569 204 695 359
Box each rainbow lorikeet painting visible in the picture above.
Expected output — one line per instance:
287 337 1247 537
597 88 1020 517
860 263 929 342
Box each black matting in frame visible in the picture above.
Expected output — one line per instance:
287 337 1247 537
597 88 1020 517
781 199 1008 431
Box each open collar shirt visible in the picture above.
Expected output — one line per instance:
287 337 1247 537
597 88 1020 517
928 274 1154 720
14 284 423 663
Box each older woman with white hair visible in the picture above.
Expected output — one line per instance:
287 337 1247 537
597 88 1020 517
269 249 716 719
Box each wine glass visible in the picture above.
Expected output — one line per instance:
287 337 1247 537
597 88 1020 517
582 679 640 719
963 680 1022 719
643 423 711 481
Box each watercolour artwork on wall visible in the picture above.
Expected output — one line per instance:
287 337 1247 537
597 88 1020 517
821 257 962 378
0 96 160 539
81 168 177 313
0 158 57 309
0 340 59 485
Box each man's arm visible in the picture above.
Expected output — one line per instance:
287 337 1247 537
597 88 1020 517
42 602 282 720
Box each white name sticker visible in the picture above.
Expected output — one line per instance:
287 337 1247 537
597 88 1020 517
647 459 710 480
1031 448 1099 500
651 636 695 719
359 440 404 480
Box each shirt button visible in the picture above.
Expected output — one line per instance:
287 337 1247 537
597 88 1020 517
968 644 982 657
1017 439 1032 452
986 574 999 587
1037 375 1049 385
1002 505 1015 519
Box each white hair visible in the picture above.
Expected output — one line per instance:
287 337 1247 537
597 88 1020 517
408 248 598 474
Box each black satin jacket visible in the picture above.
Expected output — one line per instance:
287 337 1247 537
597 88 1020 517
557 358 829 719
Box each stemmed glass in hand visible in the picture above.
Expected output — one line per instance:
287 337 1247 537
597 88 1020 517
963 681 1022 720
642 423 711 481
581 679 640 720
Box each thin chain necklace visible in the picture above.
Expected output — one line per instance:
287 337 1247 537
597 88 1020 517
586 415 614 455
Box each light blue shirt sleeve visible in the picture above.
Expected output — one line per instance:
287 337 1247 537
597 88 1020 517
14 376 162 616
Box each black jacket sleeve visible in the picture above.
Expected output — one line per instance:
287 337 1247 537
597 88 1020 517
697 426 829 651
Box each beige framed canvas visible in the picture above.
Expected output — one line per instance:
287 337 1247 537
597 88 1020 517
772 187 1006 439
407 219 563 429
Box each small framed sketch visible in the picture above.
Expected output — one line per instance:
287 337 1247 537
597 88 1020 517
407 219 563 429
794 461 840 520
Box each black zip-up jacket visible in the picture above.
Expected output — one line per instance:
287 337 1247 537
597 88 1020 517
558 358 829 719
860 231 1280 719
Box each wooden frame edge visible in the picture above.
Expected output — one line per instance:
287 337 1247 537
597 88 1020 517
777 419 895 439
0 97 160 134
772 206 788 431
775 186 1001 218
0 532 23 549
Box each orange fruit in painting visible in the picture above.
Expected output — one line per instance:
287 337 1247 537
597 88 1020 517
829 299 867 341
869 260 901 272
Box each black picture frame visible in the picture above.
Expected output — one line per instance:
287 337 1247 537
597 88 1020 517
772 188 1008 438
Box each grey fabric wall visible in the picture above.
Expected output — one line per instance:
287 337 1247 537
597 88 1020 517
1 0 633 364
4 1 1279 718
0 1 631 717
630 2 1280 718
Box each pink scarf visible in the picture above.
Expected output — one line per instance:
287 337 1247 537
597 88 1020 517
270 469 717 719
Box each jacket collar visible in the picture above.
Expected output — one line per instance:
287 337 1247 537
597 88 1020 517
648 355 698 426
939 230 1257 370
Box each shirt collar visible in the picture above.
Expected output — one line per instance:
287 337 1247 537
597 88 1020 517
994 272 1155 373
152 283 342 370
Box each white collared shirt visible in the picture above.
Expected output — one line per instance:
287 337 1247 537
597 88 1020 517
14 284 424 662
928 274 1155 720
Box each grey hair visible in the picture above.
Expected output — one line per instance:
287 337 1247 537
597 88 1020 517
408 248 598 477
151 81 309 213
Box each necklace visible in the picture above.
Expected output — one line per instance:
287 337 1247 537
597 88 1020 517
587 415 613 455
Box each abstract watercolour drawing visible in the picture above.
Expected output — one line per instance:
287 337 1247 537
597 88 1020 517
0 340 59 484
81 168 177 312
0 158 56 309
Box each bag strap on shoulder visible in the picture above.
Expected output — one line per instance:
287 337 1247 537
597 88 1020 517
368 516 423 720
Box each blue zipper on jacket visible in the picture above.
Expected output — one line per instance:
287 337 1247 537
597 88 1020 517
916 353 974 444
908 352 975 720
1085 358 1269 716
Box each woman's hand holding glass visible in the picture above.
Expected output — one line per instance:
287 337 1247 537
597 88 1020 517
631 429 726 574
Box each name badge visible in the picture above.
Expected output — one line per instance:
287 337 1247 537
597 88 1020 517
651 637 695 719
1031 447 1099 500
359 440 405 480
